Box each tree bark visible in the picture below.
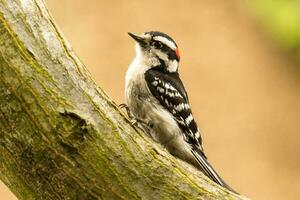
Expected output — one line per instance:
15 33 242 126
0 0 247 199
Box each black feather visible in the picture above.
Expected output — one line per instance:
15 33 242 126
191 149 238 193
145 65 201 145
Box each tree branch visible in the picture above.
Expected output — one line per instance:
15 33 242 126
0 0 248 199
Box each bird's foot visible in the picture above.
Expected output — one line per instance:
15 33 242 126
119 103 136 125
119 103 152 128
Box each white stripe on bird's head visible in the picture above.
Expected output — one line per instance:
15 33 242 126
153 36 177 50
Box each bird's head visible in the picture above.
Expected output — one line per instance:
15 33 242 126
128 31 180 72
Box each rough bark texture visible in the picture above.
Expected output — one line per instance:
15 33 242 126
0 0 248 199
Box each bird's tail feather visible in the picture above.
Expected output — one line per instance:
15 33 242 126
191 149 238 194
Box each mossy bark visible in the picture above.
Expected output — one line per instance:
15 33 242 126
0 0 247 199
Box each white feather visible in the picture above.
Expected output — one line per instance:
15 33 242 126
153 36 177 50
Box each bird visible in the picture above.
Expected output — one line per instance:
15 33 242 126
123 31 237 193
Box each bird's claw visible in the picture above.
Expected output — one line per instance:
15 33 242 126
119 103 138 123
118 103 128 109
119 103 153 130
119 103 132 117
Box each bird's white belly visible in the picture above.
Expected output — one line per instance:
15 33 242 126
126 81 196 164
125 71 183 146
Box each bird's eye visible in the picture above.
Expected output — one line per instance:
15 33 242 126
152 41 162 48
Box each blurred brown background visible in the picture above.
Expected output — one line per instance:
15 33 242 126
1 0 300 199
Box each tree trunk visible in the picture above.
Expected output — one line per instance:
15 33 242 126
0 0 247 199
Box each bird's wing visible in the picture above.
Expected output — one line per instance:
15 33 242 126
144 67 202 146
145 67 237 193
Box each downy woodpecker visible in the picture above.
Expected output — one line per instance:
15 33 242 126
124 31 236 193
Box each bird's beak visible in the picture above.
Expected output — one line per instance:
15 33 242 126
128 32 147 46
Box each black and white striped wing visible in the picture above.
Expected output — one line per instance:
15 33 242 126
145 68 202 146
144 67 238 193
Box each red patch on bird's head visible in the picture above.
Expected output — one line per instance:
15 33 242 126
175 48 180 59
